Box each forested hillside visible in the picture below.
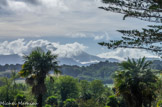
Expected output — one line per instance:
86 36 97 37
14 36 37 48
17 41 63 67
0 60 162 84
60 61 119 83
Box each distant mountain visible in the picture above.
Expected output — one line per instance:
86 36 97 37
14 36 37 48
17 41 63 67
105 58 119 62
0 54 23 65
58 57 82 66
0 52 120 66
0 52 160 66
59 52 107 66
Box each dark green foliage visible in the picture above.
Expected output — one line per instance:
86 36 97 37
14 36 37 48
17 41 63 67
44 76 115 107
1 60 162 84
61 61 119 84
107 95 119 107
61 65 82 77
0 61 119 84
45 104 52 107
79 80 92 100
46 96 58 106
63 99 78 107
15 93 26 107
0 77 18 102
90 80 105 98
44 77 56 103
15 94 26 102
114 57 160 107
57 76 79 101
78 98 105 107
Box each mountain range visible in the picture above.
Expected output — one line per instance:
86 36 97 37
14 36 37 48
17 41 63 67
0 52 119 66
0 51 160 66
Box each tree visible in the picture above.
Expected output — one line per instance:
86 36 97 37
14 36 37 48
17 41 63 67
99 0 162 23
0 77 18 102
80 80 92 101
19 48 59 107
57 76 79 102
113 57 159 107
90 80 105 98
99 0 162 57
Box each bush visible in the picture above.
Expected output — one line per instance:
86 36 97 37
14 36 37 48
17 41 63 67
107 95 119 107
46 96 58 106
63 99 78 107
45 104 51 107
157 100 162 107
15 93 26 102
14 94 26 107
79 99 104 107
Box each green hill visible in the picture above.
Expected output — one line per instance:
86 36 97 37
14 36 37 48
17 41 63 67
0 60 162 84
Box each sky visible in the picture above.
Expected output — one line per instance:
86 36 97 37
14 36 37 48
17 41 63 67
0 0 159 60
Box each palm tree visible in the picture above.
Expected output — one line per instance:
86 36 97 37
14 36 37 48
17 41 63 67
19 48 60 107
114 57 159 107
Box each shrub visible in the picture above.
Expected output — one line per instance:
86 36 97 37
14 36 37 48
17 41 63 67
63 99 78 107
107 95 119 107
15 93 26 102
46 96 58 106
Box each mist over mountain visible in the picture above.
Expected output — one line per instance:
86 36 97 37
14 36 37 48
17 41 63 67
0 39 159 66
0 51 119 66
0 52 159 66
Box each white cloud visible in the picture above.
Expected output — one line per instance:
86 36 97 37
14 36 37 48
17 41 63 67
94 32 109 40
0 39 158 61
0 39 87 58
66 31 110 40
53 42 87 58
94 35 104 40
97 48 159 61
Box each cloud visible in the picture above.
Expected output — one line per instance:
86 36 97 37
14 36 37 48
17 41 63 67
0 39 158 61
97 48 159 61
14 0 41 5
94 32 109 40
0 39 87 58
0 0 11 15
0 0 8 7
66 31 110 40
0 0 150 38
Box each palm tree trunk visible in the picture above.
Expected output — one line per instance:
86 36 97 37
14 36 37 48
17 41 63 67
37 94 43 107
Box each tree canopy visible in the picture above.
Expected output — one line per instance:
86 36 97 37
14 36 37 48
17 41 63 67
113 57 160 107
99 0 162 57
100 0 162 23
